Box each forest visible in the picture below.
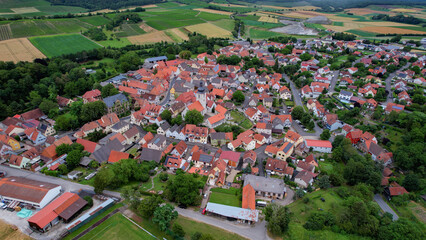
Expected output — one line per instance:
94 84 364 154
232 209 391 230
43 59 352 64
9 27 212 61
372 14 423 25
47 0 162 11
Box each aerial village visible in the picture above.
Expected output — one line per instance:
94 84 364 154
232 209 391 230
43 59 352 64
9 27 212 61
0 36 425 239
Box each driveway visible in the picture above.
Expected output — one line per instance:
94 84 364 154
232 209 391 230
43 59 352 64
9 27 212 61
176 207 271 240
283 73 303 107
374 194 399 221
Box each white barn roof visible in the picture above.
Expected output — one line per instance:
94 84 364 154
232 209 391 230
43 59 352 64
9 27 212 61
205 202 259 222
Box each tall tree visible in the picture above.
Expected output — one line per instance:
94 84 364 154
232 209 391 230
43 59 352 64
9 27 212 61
185 110 204 126
153 204 178 231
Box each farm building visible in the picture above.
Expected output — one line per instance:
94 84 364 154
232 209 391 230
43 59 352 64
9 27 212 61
0 177 61 208
243 175 286 199
205 202 259 224
28 192 87 233
304 139 332 153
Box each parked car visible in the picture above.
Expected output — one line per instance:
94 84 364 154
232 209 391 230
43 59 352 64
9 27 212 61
0 171 6 178
304 128 309 132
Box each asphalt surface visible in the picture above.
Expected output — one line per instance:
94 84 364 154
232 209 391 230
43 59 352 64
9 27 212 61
283 73 303 107
159 77 176 106
328 70 340 94
385 63 409 104
176 207 271 240
0 165 121 198
374 194 399 221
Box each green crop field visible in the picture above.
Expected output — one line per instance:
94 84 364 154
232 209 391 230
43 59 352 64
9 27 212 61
211 19 235 31
80 213 156 240
114 24 146 37
79 16 111 26
144 10 205 30
346 29 377 37
304 22 327 30
198 12 230 21
30 34 102 57
243 19 283 29
0 0 86 17
9 19 92 38
249 28 284 39
333 21 344 26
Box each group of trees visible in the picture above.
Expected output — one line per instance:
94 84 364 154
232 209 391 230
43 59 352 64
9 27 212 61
291 106 315 130
332 32 356 41
232 90 245 105
83 28 107 41
264 203 291 235
164 172 205 207
106 13 142 30
216 55 241 65
55 143 87 173
372 14 423 25
93 159 156 193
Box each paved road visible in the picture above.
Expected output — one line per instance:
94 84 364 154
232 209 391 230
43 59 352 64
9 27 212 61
374 194 399 221
0 165 121 198
176 207 271 240
328 70 340 94
385 63 409 104
159 77 176 106
283 73 303 107
254 144 268 176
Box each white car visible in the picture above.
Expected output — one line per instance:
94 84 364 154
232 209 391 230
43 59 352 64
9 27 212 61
304 128 309 132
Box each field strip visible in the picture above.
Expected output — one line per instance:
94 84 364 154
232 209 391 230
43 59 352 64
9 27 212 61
0 38 45 63
121 213 158 239
185 22 232 38
194 8 233 16
128 31 174 44
358 26 426 34
139 22 157 33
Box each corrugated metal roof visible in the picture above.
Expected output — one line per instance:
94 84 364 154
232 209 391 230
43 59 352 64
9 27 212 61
206 202 259 222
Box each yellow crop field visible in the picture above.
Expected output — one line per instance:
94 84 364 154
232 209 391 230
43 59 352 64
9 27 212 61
128 31 174 44
194 8 233 15
259 16 278 23
0 220 31 240
141 4 157 8
391 8 418 13
0 38 45 63
359 26 426 35
165 28 189 42
211 3 247 8
185 23 232 38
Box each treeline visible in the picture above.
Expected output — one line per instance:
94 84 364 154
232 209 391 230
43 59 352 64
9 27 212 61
332 32 356 41
83 28 107 41
232 19 244 38
106 12 142 30
372 14 423 25
47 0 162 11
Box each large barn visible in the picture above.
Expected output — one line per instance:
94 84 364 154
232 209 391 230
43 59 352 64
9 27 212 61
0 177 62 208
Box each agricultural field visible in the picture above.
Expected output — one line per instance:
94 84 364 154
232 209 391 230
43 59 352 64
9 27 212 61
0 219 31 240
29 34 101 57
259 16 279 23
0 38 45 62
0 24 12 40
164 28 189 43
143 9 205 31
194 8 233 16
185 22 232 38
358 26 426 35
128 31 174 45
249 28 284 39
80 214 156 240
211 19 235 31
0 0 86 17
97 38 132 48
114 24 146 37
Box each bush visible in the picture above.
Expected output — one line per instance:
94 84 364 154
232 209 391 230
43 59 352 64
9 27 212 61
159 173 169 182
172 223 185 239
83 196 93 210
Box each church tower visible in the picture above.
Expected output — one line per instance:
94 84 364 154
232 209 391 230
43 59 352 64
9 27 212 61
195 81 207 109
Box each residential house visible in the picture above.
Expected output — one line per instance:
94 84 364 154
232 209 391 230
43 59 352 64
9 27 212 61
265 158 294 177
157 122 170 135
243 175 286 199
111 121 130 134
294 170 315 188
323 114 343 131
24 128 46 145
210 132 232 146
82 89 101 103
279 86 292 100
255 122 272 135
304 139 332 153
0 134 20 151
219 150 241 168
276 142 294 161
171 141 187 157
385 102 405 114
164 155 184 171
108 150 130 163
192 151 214 167
243 150 257 168
103 93 130 115
284 130 303 146
148 135 167 150
338 90 353 103
9 155 30 169
183 124 208 144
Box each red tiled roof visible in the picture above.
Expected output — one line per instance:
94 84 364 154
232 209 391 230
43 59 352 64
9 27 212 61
305 139 332 148
108 150 130 163
242 184 256 210
76 138 98 153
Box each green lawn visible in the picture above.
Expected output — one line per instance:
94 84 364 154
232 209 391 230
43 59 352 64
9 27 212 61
64 203 123 240
230 110 253 129
175 216 247 240
285 100 294 107
30 34 102 57
80 213 156 240
209 191 241 207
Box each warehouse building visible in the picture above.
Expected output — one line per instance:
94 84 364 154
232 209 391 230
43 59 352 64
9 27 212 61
0 177 62 208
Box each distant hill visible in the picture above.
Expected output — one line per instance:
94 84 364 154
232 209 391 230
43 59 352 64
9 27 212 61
47 0 163 11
